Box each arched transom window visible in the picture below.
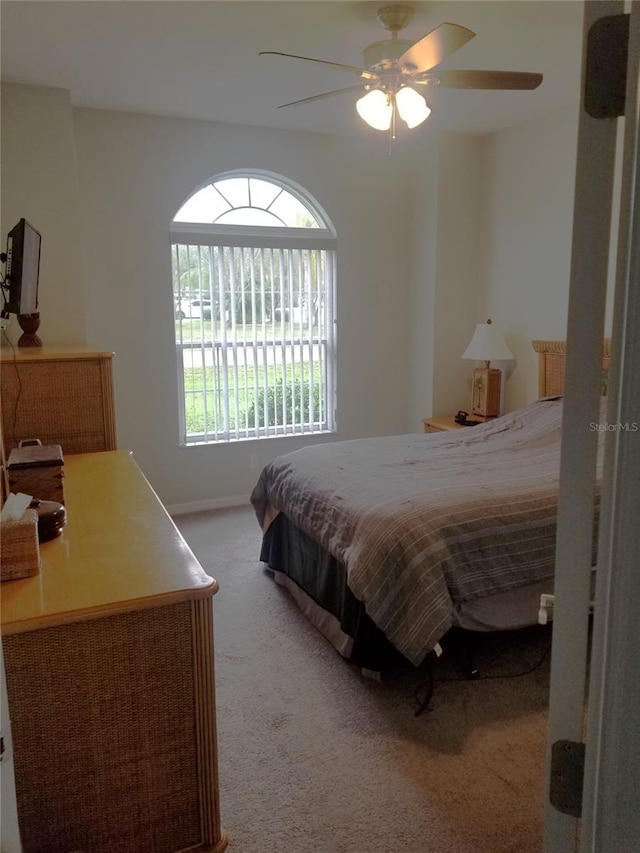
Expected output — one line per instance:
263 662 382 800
170 170 337 445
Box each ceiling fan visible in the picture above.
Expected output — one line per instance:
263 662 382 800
260 4 543 133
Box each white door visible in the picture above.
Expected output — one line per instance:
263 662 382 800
544 1 640 851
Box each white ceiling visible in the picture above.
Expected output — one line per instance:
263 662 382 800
1 0 585 137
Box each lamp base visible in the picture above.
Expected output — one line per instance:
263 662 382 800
471 367 501 418
17 312 42 347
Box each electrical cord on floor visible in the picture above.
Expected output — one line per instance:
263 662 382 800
414 665 434 717
413 641 552 717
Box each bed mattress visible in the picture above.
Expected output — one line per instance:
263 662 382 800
251 398 601 666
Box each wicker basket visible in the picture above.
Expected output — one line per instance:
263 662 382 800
1 509 41 581
7 443 65 504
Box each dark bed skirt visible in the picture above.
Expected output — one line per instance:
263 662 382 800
260 513 409 671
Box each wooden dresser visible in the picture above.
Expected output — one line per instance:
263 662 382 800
1 450 228 853
0 345 117 455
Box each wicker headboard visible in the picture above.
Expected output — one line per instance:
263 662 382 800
531 339 611 398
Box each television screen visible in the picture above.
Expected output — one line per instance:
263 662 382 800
4 218 41 316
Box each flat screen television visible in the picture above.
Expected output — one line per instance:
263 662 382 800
2 218 41 317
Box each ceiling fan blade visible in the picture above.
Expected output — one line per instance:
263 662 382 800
424 69 543 90
259 51 376 80
398 22 475 74
276 85 368 109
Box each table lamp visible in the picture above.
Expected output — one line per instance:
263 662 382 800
462 319 514 418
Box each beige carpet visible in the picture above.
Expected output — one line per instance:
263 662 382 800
175 505 551 853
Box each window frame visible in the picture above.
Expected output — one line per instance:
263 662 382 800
170 170 337 447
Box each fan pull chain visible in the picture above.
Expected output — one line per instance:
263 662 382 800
387 96 397 155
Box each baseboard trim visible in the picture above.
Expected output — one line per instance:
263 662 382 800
167 494 251 517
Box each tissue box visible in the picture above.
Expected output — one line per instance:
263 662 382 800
1 508 42 581
7 444 65 505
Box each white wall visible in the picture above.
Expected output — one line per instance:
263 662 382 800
477 106 580 410
407 141 439 430
407 110 582 425
71 106 414 508
1 83 86 344
432 134 483 417
2 82 586 509
407 133 482 426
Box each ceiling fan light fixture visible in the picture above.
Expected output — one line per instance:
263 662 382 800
395 86 431 128
262 9 542 135
356 89 392 130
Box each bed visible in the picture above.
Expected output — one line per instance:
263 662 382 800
250 340 608 671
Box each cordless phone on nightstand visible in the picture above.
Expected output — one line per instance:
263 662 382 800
454 410 481 427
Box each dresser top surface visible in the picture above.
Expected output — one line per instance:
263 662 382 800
1 450 217 634
0 344 114 363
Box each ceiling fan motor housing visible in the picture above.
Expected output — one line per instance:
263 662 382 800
367 4 416 70
363 39 414 70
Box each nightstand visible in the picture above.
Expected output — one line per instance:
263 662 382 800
423 416 464 433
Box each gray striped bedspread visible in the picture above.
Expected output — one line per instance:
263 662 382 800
250 399 598 666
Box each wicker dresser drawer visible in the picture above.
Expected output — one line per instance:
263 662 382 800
1 346 116 455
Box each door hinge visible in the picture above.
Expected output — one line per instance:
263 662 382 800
585 13 630 118
549 739 586 818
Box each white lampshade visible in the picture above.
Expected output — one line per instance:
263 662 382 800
356 90 392 130
462 320 514 363
395 87 431 128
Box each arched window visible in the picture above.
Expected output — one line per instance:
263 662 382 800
170 170 337 445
